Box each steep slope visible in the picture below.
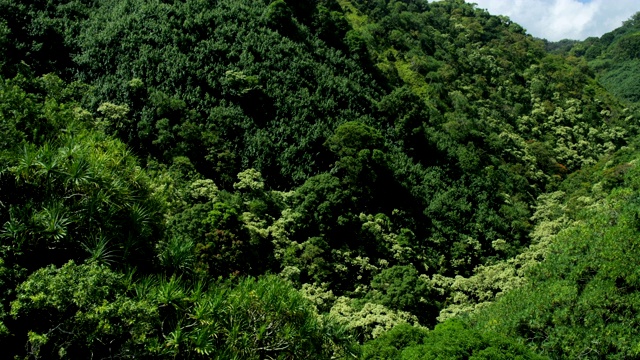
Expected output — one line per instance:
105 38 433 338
0 0 637 356
563 12 640 106
0 74 357 359
360 110 640 360
469 140 640 358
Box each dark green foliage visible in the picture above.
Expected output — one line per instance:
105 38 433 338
543 39 579 54
364 265 439 325
67 0 380 187
1 0 640 358
0 0 85 78
1 0 629 292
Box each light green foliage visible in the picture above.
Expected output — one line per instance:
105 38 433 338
337 0 369 30
325 121 383 158
222 70 261 96
363 320 546 360
189 179 219 202
146 275 357 359
2 130 160 260
472 150 640 358
159 167 285 279
300 282 336 312
529 191 570 242
268 206 301 261
234 168 265 192
145 157 197 217
598 60 640 104
439 146 637 324
11 262 357 359
359 213 415 263
438 190 573 321
11 261 158 358
537 95 625 170
330 296 419 341
96 102 130 130
401 320 547 360
0 75 161 272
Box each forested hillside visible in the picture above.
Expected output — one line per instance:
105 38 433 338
557 11 640 107
0 0 638 358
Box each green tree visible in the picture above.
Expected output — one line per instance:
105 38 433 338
10 261 158 358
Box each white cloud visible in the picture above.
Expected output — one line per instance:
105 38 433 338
467 0 640 41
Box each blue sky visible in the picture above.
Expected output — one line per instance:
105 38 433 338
466 0 640 41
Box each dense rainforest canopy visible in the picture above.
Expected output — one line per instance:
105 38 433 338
0 0 639 358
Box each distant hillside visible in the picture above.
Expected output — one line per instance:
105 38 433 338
553 12 640 106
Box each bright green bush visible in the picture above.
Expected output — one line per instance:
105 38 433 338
363 320 546 360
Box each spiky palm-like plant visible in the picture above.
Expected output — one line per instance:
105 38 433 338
81 234 117 266
157 236 196 275
33 202 71 243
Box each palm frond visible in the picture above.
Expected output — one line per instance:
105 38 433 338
156 275 186 307
81 234 117 266
34 202 72 242
0 215 27 245
133 275 158 300
14 144 38 182
157 236 195 274
163 322 185 356
34 143 60 180
63 157 92 191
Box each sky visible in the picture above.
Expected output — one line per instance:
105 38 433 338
466 0 640 41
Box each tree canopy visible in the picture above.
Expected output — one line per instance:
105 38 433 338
0 0 639 358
